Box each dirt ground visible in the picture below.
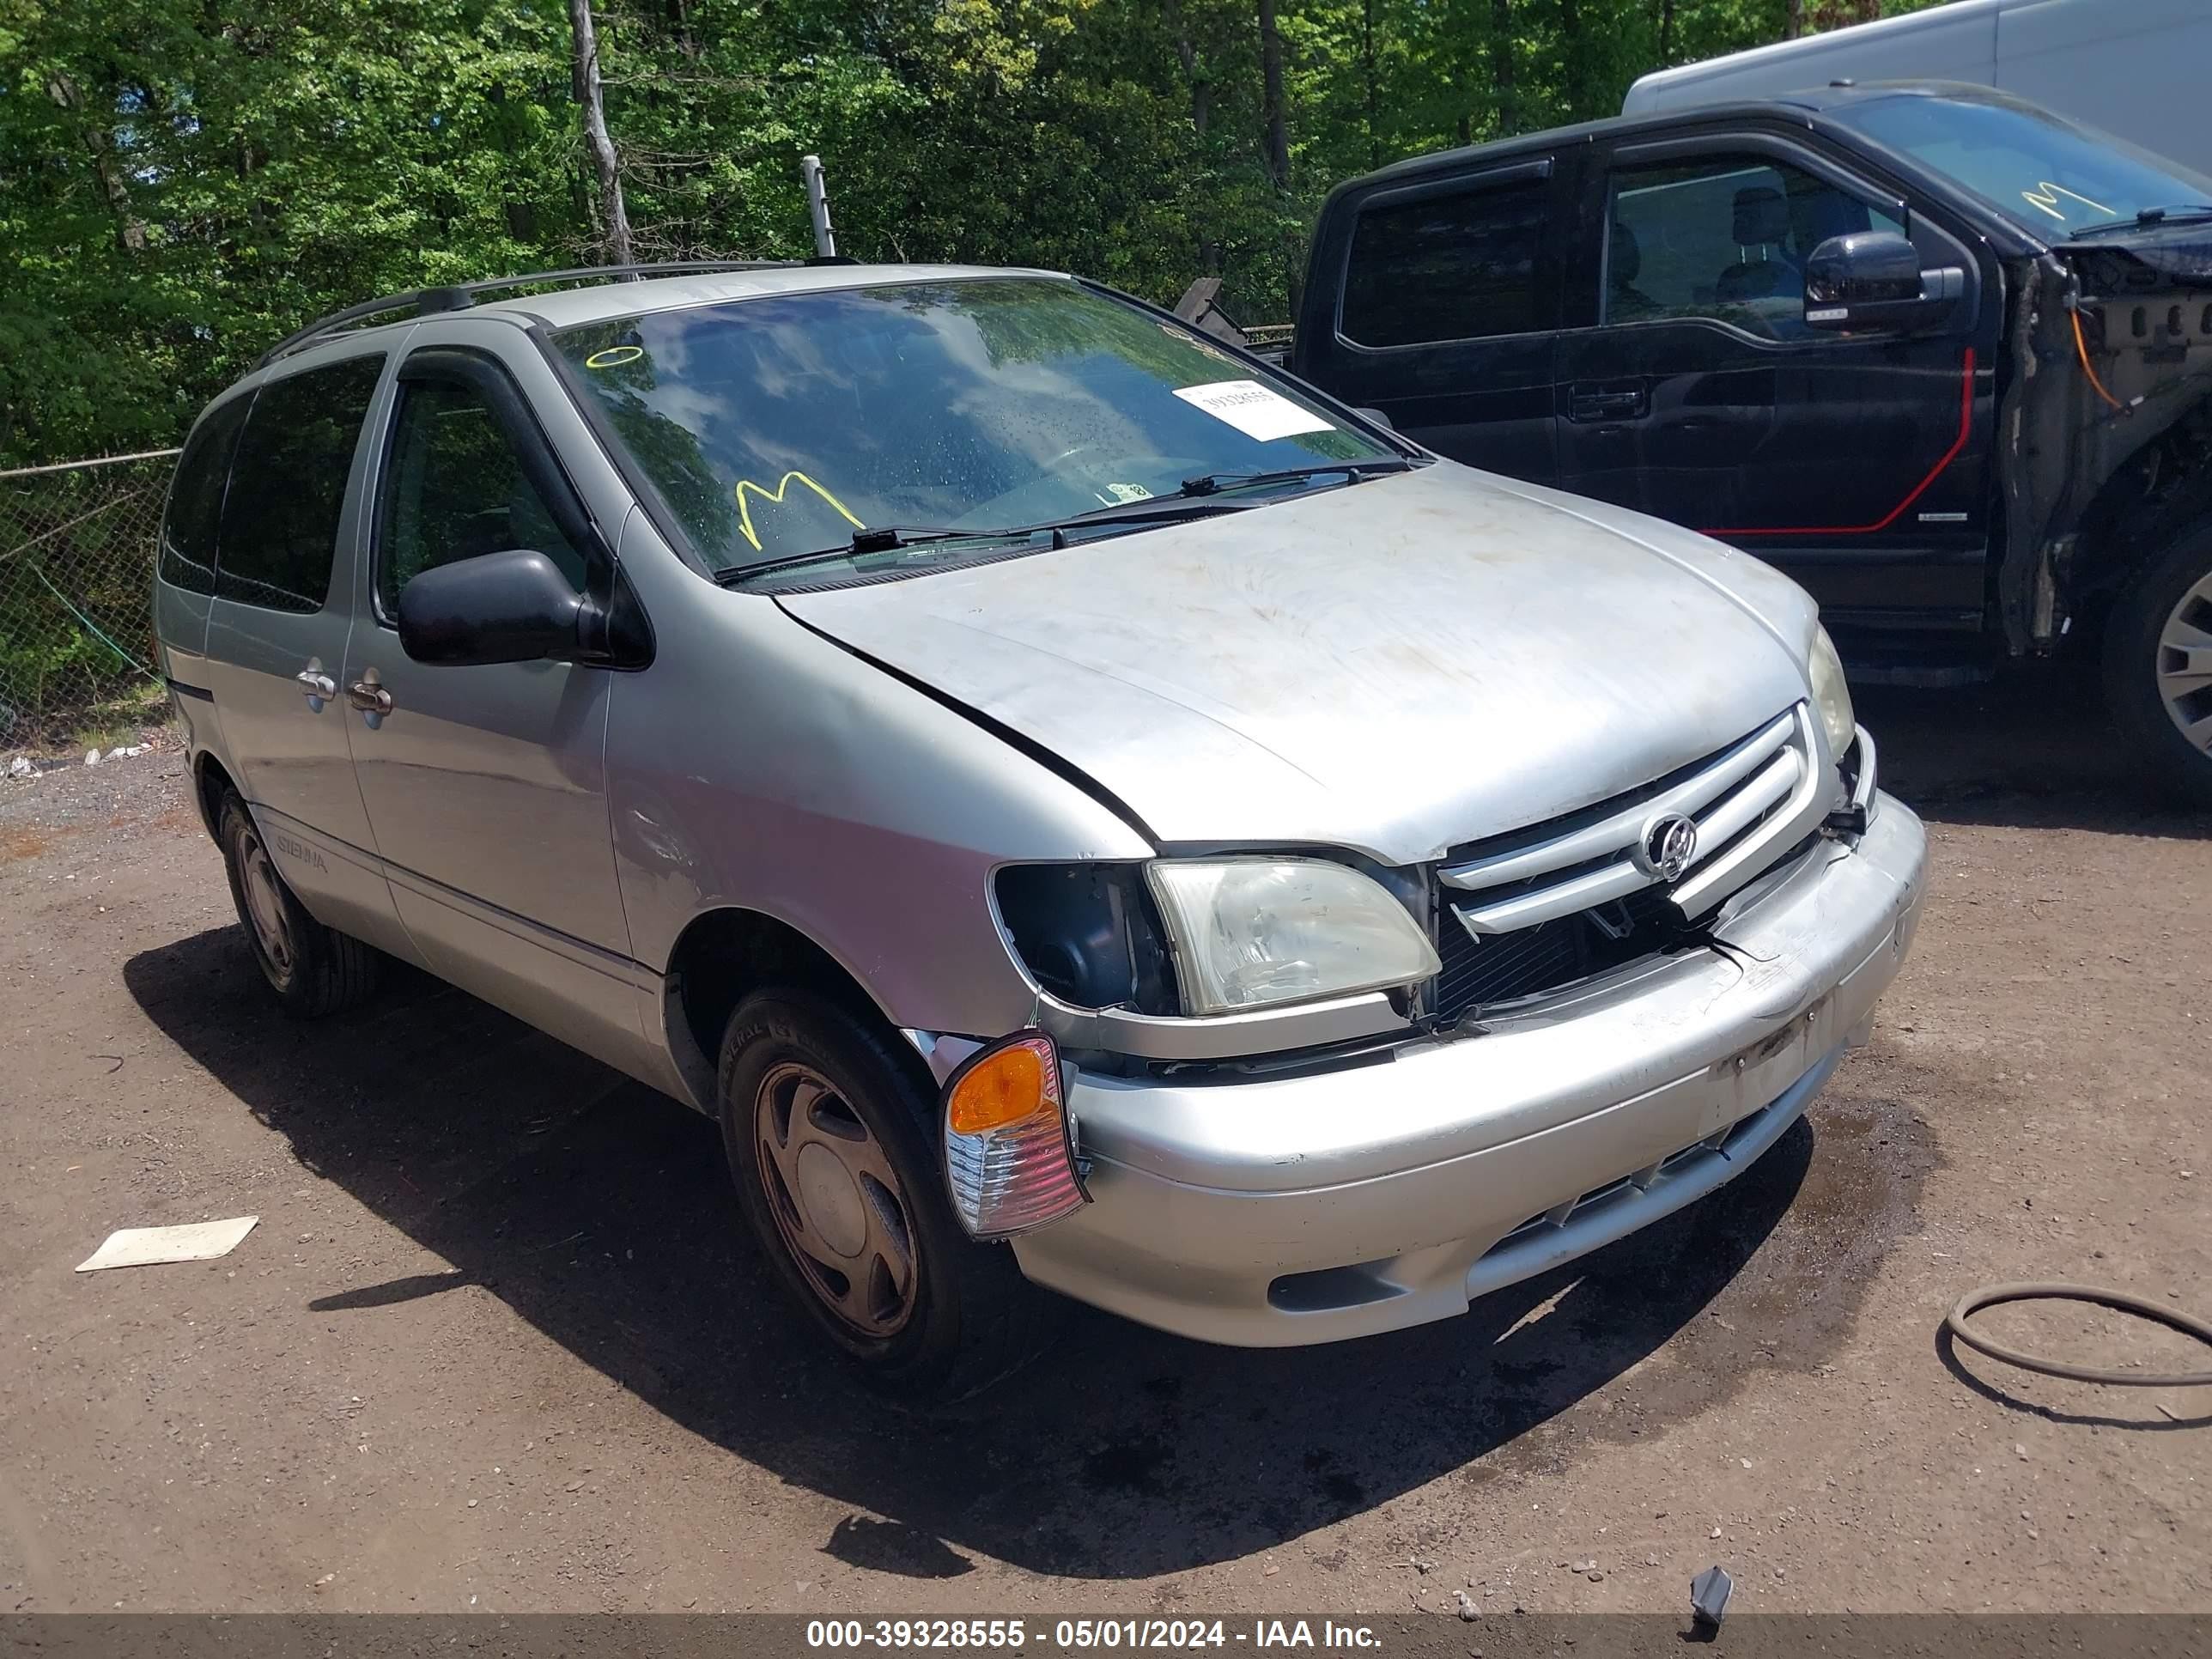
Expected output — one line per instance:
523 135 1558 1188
2 668 2206 1618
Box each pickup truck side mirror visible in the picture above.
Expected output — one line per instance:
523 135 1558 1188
1803 230 1966 335
397 548 585 667
1353 406 1395 431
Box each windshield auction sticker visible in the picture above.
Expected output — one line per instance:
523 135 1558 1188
1173 380 1335 442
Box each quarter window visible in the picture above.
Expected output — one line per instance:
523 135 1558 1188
1340 179 1550 348
215 356 384 612
157 397 250 596
1604 155 1905 341
376 376 586 617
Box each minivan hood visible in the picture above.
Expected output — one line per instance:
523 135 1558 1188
779 462 1820 865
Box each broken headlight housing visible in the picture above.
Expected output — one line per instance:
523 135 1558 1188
996 857 1439 1019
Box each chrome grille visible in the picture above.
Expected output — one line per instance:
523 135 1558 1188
1426 703 1831 1023
1441 702 1825 933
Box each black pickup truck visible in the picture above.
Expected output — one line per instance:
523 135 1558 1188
1285 82 2212 803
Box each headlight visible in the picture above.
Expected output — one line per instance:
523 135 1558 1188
1146 857 1441 1017
1808 624 1856 760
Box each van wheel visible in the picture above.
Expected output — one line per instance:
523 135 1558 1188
2103 522 2212 809
715 990 1044 1399
216 792 380 1016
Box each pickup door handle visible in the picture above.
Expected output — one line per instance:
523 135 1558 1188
295 670 337 705
1569 384 1650 423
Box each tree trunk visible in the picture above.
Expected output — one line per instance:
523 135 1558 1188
1164 0 1211 136
1258 0 1290 191
1559 0 1583 118
1489 0 1516 138
1784 0 1805 41
1658 0 1676 63
46 75 147 253
567 0 634 266
1361 0 1379 169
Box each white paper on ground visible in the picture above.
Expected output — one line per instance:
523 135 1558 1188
76 1215 258 1272
1171 379 1334 442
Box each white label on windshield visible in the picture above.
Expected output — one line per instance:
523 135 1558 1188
1172 380 1334 442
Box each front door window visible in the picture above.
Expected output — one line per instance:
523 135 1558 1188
1605 156 1905 341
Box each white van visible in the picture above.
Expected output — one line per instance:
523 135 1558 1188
1623 0 2211 177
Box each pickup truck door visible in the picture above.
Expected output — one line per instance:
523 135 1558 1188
1553 131 1998 646
1294 155 1568 482
337 324 652 1079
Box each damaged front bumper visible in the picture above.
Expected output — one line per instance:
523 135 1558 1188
1003 793 1927 1347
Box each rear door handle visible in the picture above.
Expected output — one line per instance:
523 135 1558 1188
1568 384 1650 423
295 669 336 708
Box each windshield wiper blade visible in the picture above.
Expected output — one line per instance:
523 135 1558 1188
1176 458 1415 496
1001 459 1418 542
2066 204 2212 239
713 525 1024 584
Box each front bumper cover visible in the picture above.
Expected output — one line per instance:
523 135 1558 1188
1006 793 1928 1346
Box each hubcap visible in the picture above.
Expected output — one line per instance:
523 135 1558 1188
238 830 296 979
753 1061 918 1337
2155 571 2212 756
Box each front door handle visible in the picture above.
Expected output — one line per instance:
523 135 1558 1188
295 670 337 708
1568 385 1650 423
346 679 392 717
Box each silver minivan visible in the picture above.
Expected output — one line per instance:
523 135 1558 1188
155 264 1927 1392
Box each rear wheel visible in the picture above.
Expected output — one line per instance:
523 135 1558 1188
715 989 1044 1398
216 792 380 1016
2102 523 2212 809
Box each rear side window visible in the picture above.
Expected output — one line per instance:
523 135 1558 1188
157 398 250 596
375 376 586 617
1340 179 1550 348
215 355 384 613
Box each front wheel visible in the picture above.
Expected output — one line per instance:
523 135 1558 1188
2103 521 2212 810
715 990 1046 1398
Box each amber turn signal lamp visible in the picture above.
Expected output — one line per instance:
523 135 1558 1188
940 1030 1088 1240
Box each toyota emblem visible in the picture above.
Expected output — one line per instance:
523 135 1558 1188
1635 811 1698 882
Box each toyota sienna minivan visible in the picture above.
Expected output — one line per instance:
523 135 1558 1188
155 262 1926 1392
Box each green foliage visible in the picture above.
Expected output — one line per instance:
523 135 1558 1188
0 0 1965 465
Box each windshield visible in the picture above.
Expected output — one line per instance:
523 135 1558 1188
552 278 1393 582
1836 91 2212 237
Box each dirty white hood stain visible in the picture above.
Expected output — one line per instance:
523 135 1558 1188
781 460 1819 865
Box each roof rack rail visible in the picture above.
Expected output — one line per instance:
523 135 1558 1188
255 260 804 368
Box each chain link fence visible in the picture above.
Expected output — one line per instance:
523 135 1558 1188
0 449 179 760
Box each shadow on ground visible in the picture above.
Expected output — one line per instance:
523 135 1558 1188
1863 665 2210 839
119 925 1936 1581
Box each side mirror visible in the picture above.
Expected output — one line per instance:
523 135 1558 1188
1353 405 1395 431
1803 230 1966 334
397 549 584 666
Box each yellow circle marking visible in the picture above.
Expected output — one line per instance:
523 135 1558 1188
584 344 644 369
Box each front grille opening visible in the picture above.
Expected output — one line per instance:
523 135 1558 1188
1432 883 1695 1024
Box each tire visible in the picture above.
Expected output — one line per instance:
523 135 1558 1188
2102 521 2212 810
715 989 1044 1399
216 792 381 1017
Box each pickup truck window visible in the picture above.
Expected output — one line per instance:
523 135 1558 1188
1836 93 2212 236
213 355 384 614
1607 156 1901 341
1340 179 1548 348
553 277 1386 574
